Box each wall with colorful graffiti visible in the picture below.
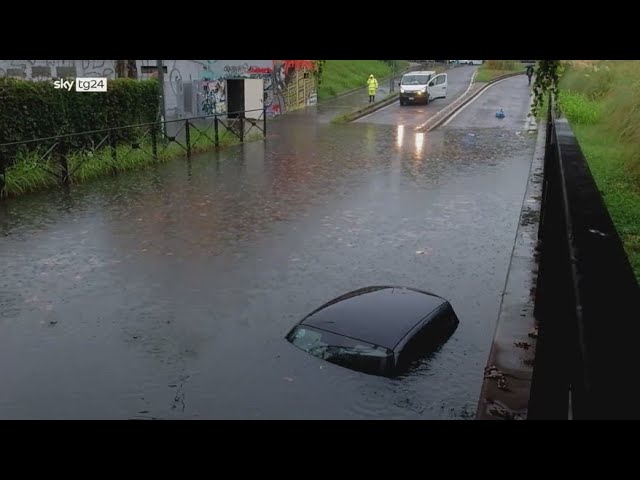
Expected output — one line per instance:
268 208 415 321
195 60 317 117
273 60 318 112
0 60 318 119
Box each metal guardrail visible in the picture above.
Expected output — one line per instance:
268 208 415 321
528 98 640 419
0 108 267 197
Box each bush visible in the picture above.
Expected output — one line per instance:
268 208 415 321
0 77 159 164
560 62 615 100
483 60 520 71
559 61 640 177
558 91 602 125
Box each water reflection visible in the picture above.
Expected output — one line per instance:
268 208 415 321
396 125 405 148
415 132 425 156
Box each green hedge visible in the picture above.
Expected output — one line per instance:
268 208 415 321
0 77 159 155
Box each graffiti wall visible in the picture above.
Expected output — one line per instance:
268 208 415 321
273 60 318 111
0 60 318 118
186 60 317 118
0 60 116 80
196 61 274 116
202 61 282 116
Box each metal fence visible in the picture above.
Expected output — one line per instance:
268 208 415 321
528 99 640 419
0 108 267 198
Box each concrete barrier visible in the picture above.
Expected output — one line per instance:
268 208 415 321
331 93 400 124
418 71 525 132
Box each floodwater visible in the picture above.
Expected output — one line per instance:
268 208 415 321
0 76 536 419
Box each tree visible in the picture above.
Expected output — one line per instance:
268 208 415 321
126 60 138 79
531 60 562 118
313 60 327 85
115 60 126 78
115 60 139 79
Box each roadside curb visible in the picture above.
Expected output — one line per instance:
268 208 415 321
417 71 525 132
330 93 400 124
475 118 546 420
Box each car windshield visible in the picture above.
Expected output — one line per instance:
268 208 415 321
287 325 394 376
401 75 430 86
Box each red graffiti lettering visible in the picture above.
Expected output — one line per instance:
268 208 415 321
248 66 272 74
280 60 314 74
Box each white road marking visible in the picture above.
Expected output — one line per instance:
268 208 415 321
414 68 478 131
359 67 477 123
441 76 514 127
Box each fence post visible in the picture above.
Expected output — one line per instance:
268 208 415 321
58 142 70 186
239 114 244 143
263 107 267 137
185 119 192 160
214 116 219 147
110 132 118 175
151 124 158 161
0 160 5 200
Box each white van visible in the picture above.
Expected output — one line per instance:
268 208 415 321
399 70 448 106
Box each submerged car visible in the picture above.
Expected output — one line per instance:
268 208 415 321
285 286 459 377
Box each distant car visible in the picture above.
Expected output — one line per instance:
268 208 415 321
399 70 448 106
285 286 459 377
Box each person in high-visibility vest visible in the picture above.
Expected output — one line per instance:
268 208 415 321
367 74 379 103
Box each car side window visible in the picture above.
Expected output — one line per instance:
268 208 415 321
436 75 446 85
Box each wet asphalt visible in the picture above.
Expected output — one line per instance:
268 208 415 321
0 75 536 419
355 65 477 126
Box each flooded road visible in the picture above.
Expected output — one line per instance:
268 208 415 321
356 65 477 126
0 76 536 419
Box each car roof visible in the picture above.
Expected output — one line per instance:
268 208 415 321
403 71 435 76
299 286 448 350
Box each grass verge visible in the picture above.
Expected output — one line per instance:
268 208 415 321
318 60 409 101
2 124 263 198
555 61 640 281
475 60 525 83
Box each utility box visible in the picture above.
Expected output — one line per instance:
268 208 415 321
226 78 264 119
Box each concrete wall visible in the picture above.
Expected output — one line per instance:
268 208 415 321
0 60 318 119
0 60 117 80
